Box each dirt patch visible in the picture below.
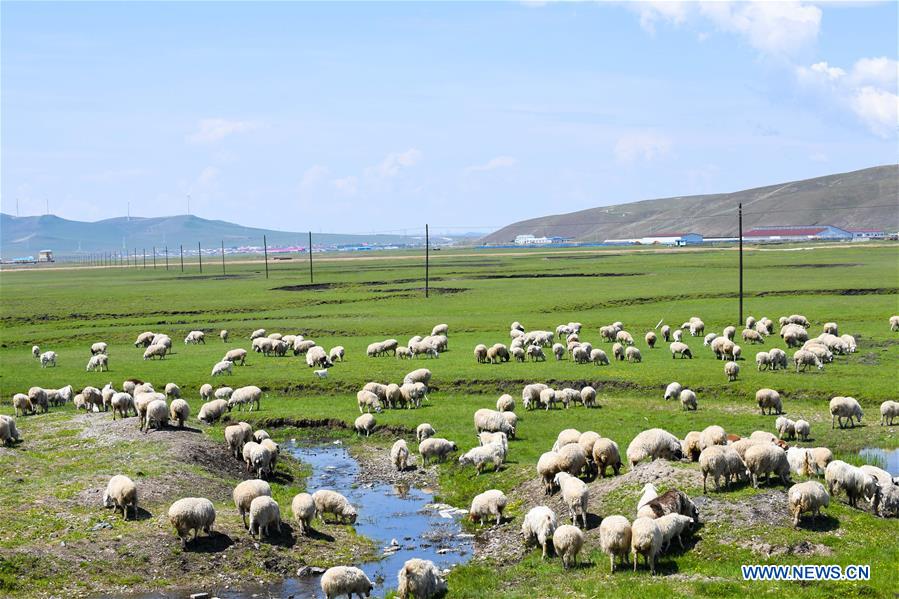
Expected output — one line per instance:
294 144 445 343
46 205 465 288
732 537 834 558
788 263 862 268
271 283 340 292
693 488 789 528
348 443 440 489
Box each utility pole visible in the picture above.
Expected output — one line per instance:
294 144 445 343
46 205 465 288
263 235 269 279
738 203 744 327
143 249 146 268
198 242 203 272
425 224 429 298
165 246 169 270
221 240 225 275
180 245 184 272
308 231 313 283
152 247 156 269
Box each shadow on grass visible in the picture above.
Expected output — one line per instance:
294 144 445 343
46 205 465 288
184 531 234 553
797 514 840 532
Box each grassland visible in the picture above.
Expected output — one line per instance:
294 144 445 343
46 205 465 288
1 242 897 598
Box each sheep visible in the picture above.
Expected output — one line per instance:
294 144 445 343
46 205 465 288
859 465 894 489
570 346 587 364
527 344 546 362
767 347 788 370
39 351 57 367
326 345 345 363
168 497 216 547
229 385 262 412
592 438 623 477
825 460 879 508
495 393 515 413
755 351 772 371
141 399 169 432
13 393 33 417
396 558 447 599
578 431 601 461
879 485 899 518
579 386 597 408
134 332 156 347
881 400 899 426
320 566 372 599
474 408 515 438
553 524 585 570
89 341 109 356
211 360 233 377
552 428 582 452
214 387 233 400
419 438 457 465
630 517 663 574
0 416 19 445
233 479 272 528
805 447 833 476
656 513 695 552
199 383 213 402
744 444 791 488
521 505 558 560
225 423 253 458
223 348 247 366
511 346 526 362
782 325 810 349
142 344 167 360
668 341 692 359
416 423 436 443
612 342 625 361
253 430 270 442
354 413 376 437
672 329 684 343
830 396 863 429
291 493 315 535
724 361 739 381
659 325 671 342
103 475 138 520
627 428 683 467
31 345 40 359
681 431 702 462
588 513 630 574
794 419 810 441
553 472 589 528
679 389 697 411
250 328 266 340
306 346 332 368
469 489 507 526
660 382 683 402
892 315 899 332
459 442 505 474
700 445 733 492
403 368 432 386
197 399 230 424
699 425 726 450
474 343 488 363
637 489 699 522
479 431 508 451
741 329 764 344
557 443 588 478
293 339 317 356
786 481 830 527
219 329 228 343
755 388 783 415
391 439 410 471
183 330 205 345
168 398 190 428
487 344 510 363
81 386 103 412
522 383 548 410
248 496 281 539
625 346 642 363
775 416 796 440
787 447 813 477
246 443 274 479
839 334 857 353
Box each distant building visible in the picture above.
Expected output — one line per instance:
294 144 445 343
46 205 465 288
638 233 703 246
38 249 54 262
514 234 553 245
848 229 885 239
743 225 851 241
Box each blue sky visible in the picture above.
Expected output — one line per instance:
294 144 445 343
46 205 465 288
2 1 896 234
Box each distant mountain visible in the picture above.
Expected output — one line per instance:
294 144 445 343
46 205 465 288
481 165 899 244
0 213 417 257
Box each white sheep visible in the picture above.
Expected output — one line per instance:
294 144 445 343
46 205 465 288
474 408 515 438
40 351 57 367
664 382 682 401
755 388 783 415
31 345 40 359
825 460 878 508
184 330 206 345
794 419 810 441
631 517 663 574
199 383 213 401
312 489 357 524
553 472 589 528
214 386 233 400
786 481 829 527
830 396 863 428
724 361 739 381
474 343 488 363
592 438 622 478
168 497 216 547
229 385 262 412
553 524 585 570
233 479 272 528
496 394 515 412
669 342 692 359
224 348 247 365
755 351 772 371
329 346 345 363
143 399 169 432
142 344 167 360
580 386 597 408
416 423 436 443
249 496 281 539
744 444 791 488
793 349 823 372
354 413 376 437
655 513 694 551
625 346 642 363
103 475 138 520
291 492 315 535
419 438 457 465
521 506 558 559
320 567 372 599
197 399 230 424
225 423 253 458
391 439 410 471
13 393 34 417
552 428 582 452
86 354 109 372
626 428 683 467
578 431 601 462
397 558 447 599
211 360 233 377
598 514 632 572
459 442 505 474
0 415 20 445
679 389 697 411
880 400 899 426
469 489 507 526
700 446 732 492
169 398 190 427
537 451 564 495
220 330 228 343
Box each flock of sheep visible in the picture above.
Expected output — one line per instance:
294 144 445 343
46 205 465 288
3 313 898 598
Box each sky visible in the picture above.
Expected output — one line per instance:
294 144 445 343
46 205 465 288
2 1 897 235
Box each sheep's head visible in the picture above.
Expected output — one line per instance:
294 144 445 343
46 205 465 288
102 490 114 508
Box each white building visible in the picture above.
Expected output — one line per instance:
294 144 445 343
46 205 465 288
514 234 552 245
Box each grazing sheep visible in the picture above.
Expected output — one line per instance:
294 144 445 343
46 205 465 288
355 413 376 437
250 328 266 340
645 331 657 348
313 489 358 524
168 497 216 547
612 342 625 361
830 396 863 429
391 439 410 471
592 438 622 477
521 506 558 559
838 334 857 353
40 351 57 367
577 431 601 462
881 400 899 426
625 346 642 363
672 329 683 343
233 479 272 528
637 489 700 522
795 419 811 441
327 346 345 363
198 383 213 402
495 393 515 413
669 342 692 359
787 447 814 477
553 472 589 528
184 330 205 345
742 329 764 344
416 423 436 443
474 408 515 438
459 443 505 474
744 444 791 488
13 394 34 417
553 524 585 570
211 360 233 377
306 346 333 368
700 446 733 492
699 425 727 450
767 347 787 370
397 558 447 599
168 398 190 428
142 344 167 360
552 428 582 452
419 438 457 465
656 513 694 551
599 515 632 572
356 390 383 415
627 428 683 467
103 475 138 520
755 351 772 371
631 517 662 574
511 346 526 362
229 385 262 412
580 386 597 408
703 333 718 347
537 450 565 495
469 489 507 526
86 354 109 372
663 382 682 401
218 329 228 343
291 493 315 535
681 431 702 462
143 399 169 432
197 399 230 424
679 389 697 411
249 496 281 539
320 566 372 599
724 361 739 381
479 431 508 451
474 343 488 363
134 331 155 347
31 345 40 359
859 465 894 491
551 343 565 361
788 481 830 527
225 423 253 458
293 339 317 356
214 387 233 400
403 368 432 387
557 443 588 478
755 388 783 415
825 460 878 508
775 416 796 441
224 348 247 365
793 349 823 372
637 483 659 512
522 383 549 410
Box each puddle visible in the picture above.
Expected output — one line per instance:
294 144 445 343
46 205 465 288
859 447 899 476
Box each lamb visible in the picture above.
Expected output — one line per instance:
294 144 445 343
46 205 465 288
553 524 585 570
496 394 515 412
881 400 899 426
630 517 663 574
168 398 190 428
553 472 589 528
416 423 436 443
211 360 233 376
40 351 57 367
755 351 772 371
644 331 657 348
142 344 167 360
469 489 507 526
775 416 796 440
592 438 623 477
612 342 625 361
755 388 783 415
793 349 823 372
459 442 505 474
626 428 683 467
197 399 230 424
320 566 372 599
679 389 697 411
229 385 262 411
225 423 253 458
788 481 830 527
625 346 642 363
669 342 692 359
580 386 597 408
741 329 764 344
597 516 633 574
101 474 138 521
223 348 247 365
232 479 272 528
794 419 810 441
829 396 863 428
637 489 700 522
328 346 345 363
724 361 739 381
655 513 694 552
143 399 169 432
744 444 791 488
391 439 410 471
419 438 457 465
248 496 281 539
354 414 376 437
537 451 564 494
474 408 515 438
521 506 558 560
825 460 879 508
168 497 216 547
397 558 447 599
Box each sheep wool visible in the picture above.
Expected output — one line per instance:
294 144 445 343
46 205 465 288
168 497 216 547
249 496 281 539
469 489 507 526
233 479 272 528
103 475 138 520
553 524 585 570
631 517 663 574
320 566 373 599
391 439 410 471
291 493 315 535
521 506 558 559
397 558 447 599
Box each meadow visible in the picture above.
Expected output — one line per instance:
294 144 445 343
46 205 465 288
1 242 897 598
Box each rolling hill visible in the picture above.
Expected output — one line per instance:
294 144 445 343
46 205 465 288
0 214 418 258
481 165 899 244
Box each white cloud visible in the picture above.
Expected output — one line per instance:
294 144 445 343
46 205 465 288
365 148 422 178
614 131 672 163
301 165 330 187
851 86 899 138
849 56 898 88
465 156 517 173
186 118 259 144
635 1 689 34
810 61 846 81
332 176 358 195
197 166 219 186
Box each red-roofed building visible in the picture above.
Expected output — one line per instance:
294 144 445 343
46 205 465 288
743 225 851 241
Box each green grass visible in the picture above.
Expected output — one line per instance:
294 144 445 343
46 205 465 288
1 242 898 597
